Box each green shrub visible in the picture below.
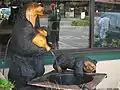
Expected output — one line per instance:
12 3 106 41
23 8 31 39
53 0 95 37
0 79 14 90
71 17 90 26
94 32 120 47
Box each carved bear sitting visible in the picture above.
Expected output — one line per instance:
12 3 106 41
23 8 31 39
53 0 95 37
8 2 49 89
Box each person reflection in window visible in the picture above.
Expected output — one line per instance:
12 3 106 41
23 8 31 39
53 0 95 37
98 16 110 45
48 3 61 50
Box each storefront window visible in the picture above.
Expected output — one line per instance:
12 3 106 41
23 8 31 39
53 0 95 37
2 0 120 58
0 0 91 58
94 1 120 48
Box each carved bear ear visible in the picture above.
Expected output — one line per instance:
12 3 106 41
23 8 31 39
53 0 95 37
34 3 44 15
38 2 44 7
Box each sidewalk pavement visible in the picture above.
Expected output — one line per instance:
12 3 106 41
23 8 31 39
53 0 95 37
96 60 120 89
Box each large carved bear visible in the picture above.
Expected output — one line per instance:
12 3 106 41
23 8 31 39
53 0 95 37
7 2 48 89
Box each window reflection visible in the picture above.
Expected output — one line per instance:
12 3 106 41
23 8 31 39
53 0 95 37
0 1 90 58
94 0 120 48
40 1 90 50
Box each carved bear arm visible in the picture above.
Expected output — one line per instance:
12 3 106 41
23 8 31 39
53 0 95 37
21 30 46 56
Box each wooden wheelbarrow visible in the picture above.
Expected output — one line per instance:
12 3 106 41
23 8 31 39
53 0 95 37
28 70 107 90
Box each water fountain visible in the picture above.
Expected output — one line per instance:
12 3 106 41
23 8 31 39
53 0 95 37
28 51 107 90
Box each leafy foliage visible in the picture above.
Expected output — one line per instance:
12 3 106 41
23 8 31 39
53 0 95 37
0 79 14 90
94 31 120 47
71 17 89 26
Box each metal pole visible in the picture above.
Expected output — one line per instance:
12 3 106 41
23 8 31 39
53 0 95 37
89 0 95 48
64 2 66 18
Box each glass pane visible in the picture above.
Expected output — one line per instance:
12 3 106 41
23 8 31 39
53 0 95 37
40 1 90 50
0 1 90 58
94 0 120 48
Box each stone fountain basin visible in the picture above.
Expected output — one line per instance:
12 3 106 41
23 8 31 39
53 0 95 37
28 70 107 90
48 71 93 85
